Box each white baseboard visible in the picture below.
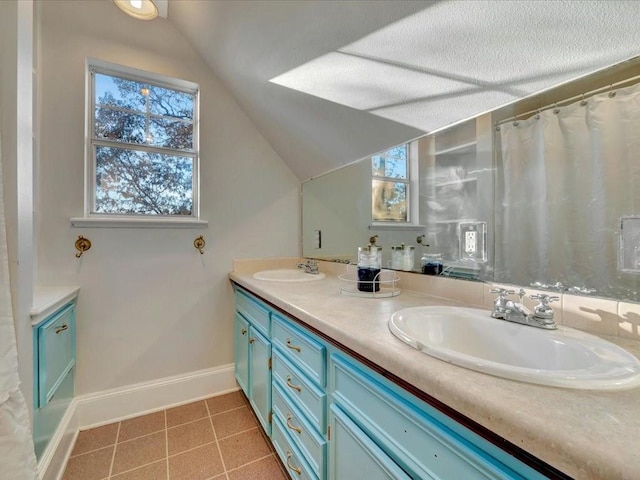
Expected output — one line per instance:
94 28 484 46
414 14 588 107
38 363 237 480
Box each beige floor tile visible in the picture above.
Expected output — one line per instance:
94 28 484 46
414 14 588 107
206 391 247 415
227 454 287 480
166 400 209 428
211 406 258 439
63 445 114 480
111 431 166 475
218 428 272 470
71 423 119 456
167 417 215 456
119 411 165 442
168 442 224 480
110 460 167 480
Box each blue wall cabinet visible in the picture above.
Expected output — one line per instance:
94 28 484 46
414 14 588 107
32 301 77 459
234 289 272 435
233 286 554 480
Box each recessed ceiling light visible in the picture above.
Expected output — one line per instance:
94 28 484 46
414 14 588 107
113 0 158 20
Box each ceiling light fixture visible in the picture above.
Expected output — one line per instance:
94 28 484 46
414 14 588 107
113 0 158 20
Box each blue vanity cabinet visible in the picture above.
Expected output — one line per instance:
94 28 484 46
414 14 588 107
234 288 272 435
32 301 77 459
329 404 411 480
329 354 550 480
232 286 556 480
271 313 327 480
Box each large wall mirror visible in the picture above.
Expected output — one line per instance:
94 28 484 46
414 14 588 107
302 56 640 302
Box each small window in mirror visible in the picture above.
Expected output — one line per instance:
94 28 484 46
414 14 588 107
372 145 409 222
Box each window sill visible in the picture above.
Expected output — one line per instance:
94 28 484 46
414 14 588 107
369 223 425 231
70 217 208 229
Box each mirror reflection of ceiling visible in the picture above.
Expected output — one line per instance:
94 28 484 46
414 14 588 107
169 1 640 180
270 1 640 132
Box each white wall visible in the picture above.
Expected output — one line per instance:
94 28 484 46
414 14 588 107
37 0 300 395
1 0 35 422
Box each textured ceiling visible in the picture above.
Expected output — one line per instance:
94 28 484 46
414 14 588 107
168 0 640 180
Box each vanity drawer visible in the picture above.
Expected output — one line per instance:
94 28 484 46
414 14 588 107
272 410 318 480
235 289 270 336
330 354 540 480
273 350 326 432
272 314 326 387
273 383 326 479
36 303 76 408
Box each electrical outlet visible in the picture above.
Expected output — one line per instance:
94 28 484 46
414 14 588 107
313 230 322 249
459 222 487 262
465 231 477 254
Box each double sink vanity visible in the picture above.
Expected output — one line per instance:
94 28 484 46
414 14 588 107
230 258 640 480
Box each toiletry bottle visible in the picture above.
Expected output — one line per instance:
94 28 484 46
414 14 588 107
357 245 382 292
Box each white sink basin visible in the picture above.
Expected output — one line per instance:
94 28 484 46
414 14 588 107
253 269 326 282
389 306 640 390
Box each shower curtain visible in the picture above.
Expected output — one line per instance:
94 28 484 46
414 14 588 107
496 82 640 299
0 134 38 477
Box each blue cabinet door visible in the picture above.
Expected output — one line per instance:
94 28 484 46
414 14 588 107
249 327 272 436
329 404 412 480
234 313 250 396
37 303 76 407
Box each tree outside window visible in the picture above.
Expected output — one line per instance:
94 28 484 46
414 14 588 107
90 66 198 216
371 145 409 222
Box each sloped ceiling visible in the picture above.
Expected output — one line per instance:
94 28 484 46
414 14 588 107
168 0 640 181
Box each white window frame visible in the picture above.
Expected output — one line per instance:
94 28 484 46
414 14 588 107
370 142 420 229
72 58 206 228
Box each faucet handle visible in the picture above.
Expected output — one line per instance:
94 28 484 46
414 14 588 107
490 288 515 296
530 293 559 305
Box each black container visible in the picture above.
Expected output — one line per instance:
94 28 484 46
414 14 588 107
422 263 443 275
357 267 381 292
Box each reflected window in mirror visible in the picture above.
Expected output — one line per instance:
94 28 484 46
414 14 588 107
372 145 410 222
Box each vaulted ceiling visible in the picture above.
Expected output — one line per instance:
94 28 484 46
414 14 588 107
168 0 640 180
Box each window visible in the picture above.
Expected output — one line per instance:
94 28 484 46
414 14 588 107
371 145 410 222
87 61 199 218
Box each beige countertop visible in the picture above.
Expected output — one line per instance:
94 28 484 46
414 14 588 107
230 265 640 480
31 286 80 326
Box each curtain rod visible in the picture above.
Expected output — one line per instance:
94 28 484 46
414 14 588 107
495 72 640 127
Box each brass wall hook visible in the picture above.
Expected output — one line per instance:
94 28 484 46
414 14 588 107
194 235 205 254
369 235 379 245
75 235 92 258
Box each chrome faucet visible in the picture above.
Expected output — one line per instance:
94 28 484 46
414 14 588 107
297 259 319 274
490 288 558 330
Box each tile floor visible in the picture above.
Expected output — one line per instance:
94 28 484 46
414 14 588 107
62 391 288 480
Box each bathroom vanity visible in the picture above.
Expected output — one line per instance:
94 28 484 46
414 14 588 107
230 265 640 480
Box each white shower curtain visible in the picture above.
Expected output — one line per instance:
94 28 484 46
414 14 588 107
0 134 38 477
496 82 640 299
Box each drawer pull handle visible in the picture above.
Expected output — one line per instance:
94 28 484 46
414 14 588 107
241 328 247 335
286 375 302 392
249 338 256 344
286 451 302 475
55 324 69 334
286 338 301 352
286 413 302 434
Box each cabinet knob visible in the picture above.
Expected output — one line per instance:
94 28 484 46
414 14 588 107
55 324 68 334
249 338 256 344
286 338 301 352
286 413 302 434
286 375 302 393
241 328 247 335
286 451 302 476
